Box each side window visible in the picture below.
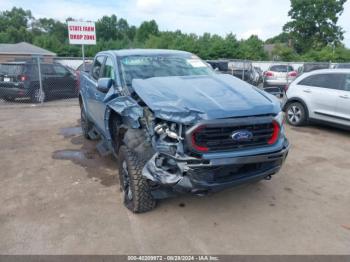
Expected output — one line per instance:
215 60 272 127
298 74 343 90
344 75 350 91
91 56 105 80
53 65 69 77
101 57 116 80
41 64 55 76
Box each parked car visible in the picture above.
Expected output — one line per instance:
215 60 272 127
76 61 93 72
227 61 257 84
283 69 350 129
79 49 289 213
206 59 229 72
334 63 350 69
263 64 297 88
254 66 264 85
0 61 78 103
206 60 259 86
297 62 330 75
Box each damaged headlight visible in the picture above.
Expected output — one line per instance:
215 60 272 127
154 122 183 141
274 112 285 127
267 112 285 145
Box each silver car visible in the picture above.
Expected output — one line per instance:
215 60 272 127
263 64 297 87
283 69 350 128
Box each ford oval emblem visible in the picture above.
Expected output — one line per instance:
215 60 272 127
231 130 253 142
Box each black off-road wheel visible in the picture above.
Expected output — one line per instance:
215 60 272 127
118 145 156 213
286 102 308 126
80 104 93 139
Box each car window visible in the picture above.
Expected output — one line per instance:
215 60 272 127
101 57 116 80
0 64 24 75
41 64 55 75
303 64 329 72
91 56 105 80
119 54 213 87
344 75 350 91
336 64 350 69
298 74 343 90
269 65 294 72
53 65 69 76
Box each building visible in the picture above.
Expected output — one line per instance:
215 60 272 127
0 42 56 63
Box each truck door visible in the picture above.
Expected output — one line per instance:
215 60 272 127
85 55 105 124
93 56 117 131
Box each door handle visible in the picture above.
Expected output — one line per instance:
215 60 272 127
339 95 349 99
303 89 311 93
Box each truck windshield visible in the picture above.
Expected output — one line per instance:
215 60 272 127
119 55 213 86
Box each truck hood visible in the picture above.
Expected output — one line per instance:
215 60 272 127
132 74 280 124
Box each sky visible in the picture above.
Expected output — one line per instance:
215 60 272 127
0 0 350 47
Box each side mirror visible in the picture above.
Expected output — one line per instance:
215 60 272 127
97 78 113 93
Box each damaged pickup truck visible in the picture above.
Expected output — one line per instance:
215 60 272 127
79 49 289 213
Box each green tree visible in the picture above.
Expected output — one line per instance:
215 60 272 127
136 20 159 43
0 7 32 32
34 18 67 42
265 32 290 45
238 35 268 60
0 7 33 43
96 15 118 41
271 44 299 61
283 0 346 53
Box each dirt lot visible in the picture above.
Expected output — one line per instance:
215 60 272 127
0 102 349 255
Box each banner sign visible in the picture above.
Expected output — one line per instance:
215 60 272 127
68 21 96 45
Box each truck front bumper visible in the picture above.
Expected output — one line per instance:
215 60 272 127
142 139 290 199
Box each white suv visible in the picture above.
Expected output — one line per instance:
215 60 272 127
283 69 350 128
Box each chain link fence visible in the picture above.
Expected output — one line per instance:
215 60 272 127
0 55 93 106
1 54 349 106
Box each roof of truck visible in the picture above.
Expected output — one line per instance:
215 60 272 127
99 49 192 57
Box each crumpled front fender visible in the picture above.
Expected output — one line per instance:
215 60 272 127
142 154 183 185
106 96 143 128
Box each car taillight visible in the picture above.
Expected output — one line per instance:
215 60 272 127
191 126 209 152
268 121 280 145
19 75 28 81
288 71 297 77
264 71 274 77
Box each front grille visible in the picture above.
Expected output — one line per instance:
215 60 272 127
191 122 275 152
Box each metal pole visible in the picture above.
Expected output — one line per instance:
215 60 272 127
242 59 245 81
36 56 44 104
82 44 86 71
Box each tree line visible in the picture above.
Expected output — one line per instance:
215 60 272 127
1 1 349 62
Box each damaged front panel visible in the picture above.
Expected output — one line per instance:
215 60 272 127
107 96 143 128
132 74 281 125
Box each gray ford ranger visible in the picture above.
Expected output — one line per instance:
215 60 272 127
79 49 289 213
